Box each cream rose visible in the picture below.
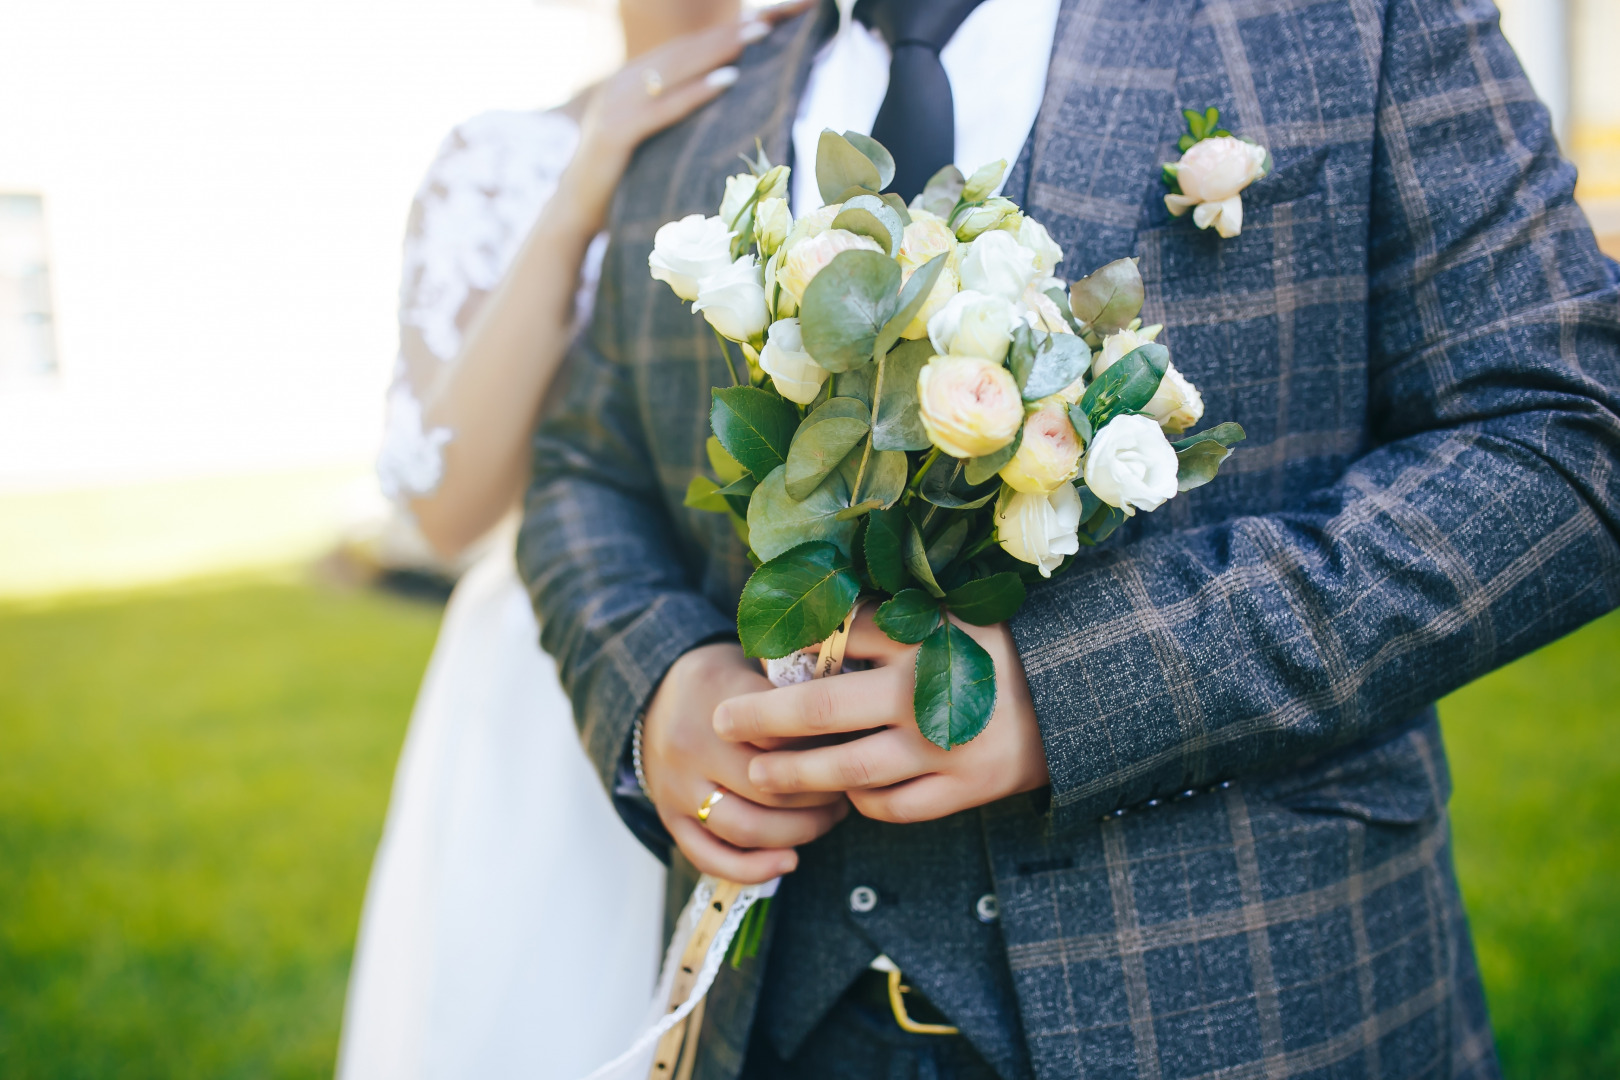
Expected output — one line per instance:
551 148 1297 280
1016 217 1064 274
648 214 734 302
1164 136 1269 239
1020 281 1072 336
1090 325 1163 378
1089 325 1201 430
898 216 956 274
692 256 768 343
927 290 1016 361
995 482 1082 578
900 263 960 340
917 355 1024 459
776 228 884 307
757 317 829 404
754 197 791 256
776 203 842 261
1083 413 1179 515
959 229 1041 302
1000 400 1083 493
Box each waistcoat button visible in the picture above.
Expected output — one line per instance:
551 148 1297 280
975 893 999 923
849 885 878 913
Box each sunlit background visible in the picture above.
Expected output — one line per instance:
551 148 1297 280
1 1 1616 1076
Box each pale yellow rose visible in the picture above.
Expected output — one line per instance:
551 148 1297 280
776 203 842 261
1144 363 1204 432
995 483 1082 577
1000 400 1084 493
917 354 1024 459
776 228 885 307
900 263 960 340
927 290 1016 361
898 216 956 274
1090 325 1164 378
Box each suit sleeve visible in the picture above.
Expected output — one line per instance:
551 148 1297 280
517 248 735 855
1014 0 1620 831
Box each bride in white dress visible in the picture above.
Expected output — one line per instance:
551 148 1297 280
339 4 803 1077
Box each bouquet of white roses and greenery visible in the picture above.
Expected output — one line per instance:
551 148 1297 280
650 130 1245 749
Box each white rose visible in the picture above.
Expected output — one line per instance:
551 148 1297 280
754 197 791 256
900 263 960 340
995 482 1082 578
1083 413 1179 515
1000 399 1083 494
927 289 1016 361
648 214 735 302
1164 136 1268 239
776 228 884 306
917 354 1024 459
1016 217 1063 274
959 229 1041 302
758 317 829 404
692 256 768 343
1143 362 1204 432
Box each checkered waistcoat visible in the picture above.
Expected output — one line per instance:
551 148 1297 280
518 0 1620 1077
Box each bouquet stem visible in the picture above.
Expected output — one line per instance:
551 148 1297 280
711 327 742 387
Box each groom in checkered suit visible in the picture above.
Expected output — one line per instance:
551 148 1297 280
519 0 1620 1077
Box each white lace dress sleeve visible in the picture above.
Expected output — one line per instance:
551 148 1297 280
376 108 609 504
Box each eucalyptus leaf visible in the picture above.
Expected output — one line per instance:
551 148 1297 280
1176 440 1234 492
785 397 871 500
925 517 970 572
917 164 965 220
706 435 748 485
737 541 861 659
942 573 1026 626
874 254 946 360
833 364 873 406
841 131 896 190
1080 343 1169 428
683 475 729 514
873 589 942 645
747 465 857 563
833 194 903 256
1069 258 1144 335
919 457 999 510
799 250 901 373
1067 404 1094 445
711 386 799 480
913 622 997 748
860 447 909 509
965 426 1022 486
870 338 934 451
903 518 945 598
816 129 882 205
864 506 911 593
877 192 912 226
1018 332 1091 401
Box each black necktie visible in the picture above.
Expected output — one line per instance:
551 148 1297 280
855 0 988 203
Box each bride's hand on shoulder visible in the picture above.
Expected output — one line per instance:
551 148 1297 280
566 2 812 199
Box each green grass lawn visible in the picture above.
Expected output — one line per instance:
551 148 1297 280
0 575 1614 1078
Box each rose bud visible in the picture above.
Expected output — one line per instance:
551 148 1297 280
1083 413 1180 515
754 197 791 257
995 482 1083 578
917 354 1024 459
758 317 829 404
1000 399 1084 493
648 214 735 301
692 255 769 344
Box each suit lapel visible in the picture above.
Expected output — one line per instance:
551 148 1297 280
1017 0 1203 278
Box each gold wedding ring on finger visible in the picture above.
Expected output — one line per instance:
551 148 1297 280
697 786 727 826
641 68 665 98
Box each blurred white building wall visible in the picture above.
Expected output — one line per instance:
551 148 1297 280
0 0 620 493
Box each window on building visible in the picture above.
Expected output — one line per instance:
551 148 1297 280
0 193 59 383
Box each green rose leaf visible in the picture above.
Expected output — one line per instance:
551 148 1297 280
683 475 729 514
873 589 942 645
965 425 1022 486
903 518 946 598
1080 343 1169 429
711 386 799 481
1069 258 1144 336
841 131 896 191
785 397 871 500
1079 500 1127 545
919 457 999 510
942 573 1027 626
706 435 748 485
913 621 997 748
1016 331 1091 402
1172 423 1246 492
1171 421 1247 451
864 505 912 593
874 254 947 361
832 194 903 257
816 130 883 205
747 465 857 563
799 250 902 373
925 517 970 574
917 164 965 220
737 541 862 659
870 338 934 451
717 473 758 518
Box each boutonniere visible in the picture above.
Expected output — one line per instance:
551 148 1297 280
1161 107 1271 238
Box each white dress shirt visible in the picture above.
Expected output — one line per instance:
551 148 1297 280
790 0 1063 215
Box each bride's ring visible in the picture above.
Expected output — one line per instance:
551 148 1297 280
696 786 726 826
642 69 665 98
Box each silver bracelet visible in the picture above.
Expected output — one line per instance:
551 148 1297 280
631 715 651 799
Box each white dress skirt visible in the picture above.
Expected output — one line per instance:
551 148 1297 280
341 109 664 1080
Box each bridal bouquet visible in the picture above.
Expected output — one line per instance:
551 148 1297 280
650 132 1244 749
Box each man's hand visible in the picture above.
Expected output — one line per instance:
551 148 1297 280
642 642 849 883
712 614 1050 824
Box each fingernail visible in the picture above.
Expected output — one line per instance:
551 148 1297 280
738 20 770 43
705 66 741 89
748 760 768 787
712 705 733 737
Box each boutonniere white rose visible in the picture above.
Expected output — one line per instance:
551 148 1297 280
1161 107 1270 239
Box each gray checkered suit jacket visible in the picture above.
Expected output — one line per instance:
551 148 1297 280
518 0 1620 1076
